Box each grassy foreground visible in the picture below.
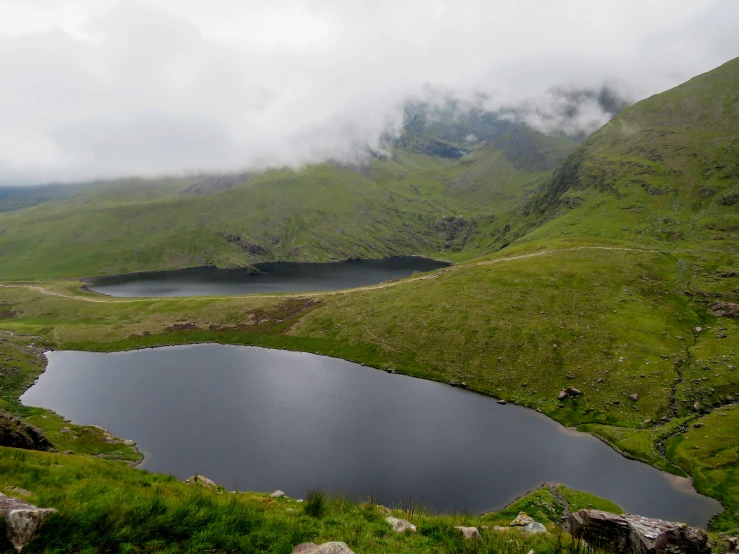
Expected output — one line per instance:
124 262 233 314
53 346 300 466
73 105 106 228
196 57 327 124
0 445 619 554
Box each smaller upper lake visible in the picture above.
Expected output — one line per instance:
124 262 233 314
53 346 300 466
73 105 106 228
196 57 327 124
88 257 450 297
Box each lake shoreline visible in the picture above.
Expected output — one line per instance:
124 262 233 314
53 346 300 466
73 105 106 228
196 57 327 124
21 341 723 526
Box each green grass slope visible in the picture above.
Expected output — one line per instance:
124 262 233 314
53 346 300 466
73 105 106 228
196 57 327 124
506 57 739 252
0 115 576 280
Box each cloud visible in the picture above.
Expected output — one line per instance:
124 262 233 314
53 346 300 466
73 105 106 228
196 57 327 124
0 0 737 184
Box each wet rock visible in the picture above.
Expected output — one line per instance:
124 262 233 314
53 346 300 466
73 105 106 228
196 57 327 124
630 394 640 401
511 512 536 526
386 516 416 533
184 475 217 488
0 493 56 552
568 509 710 554
292 542 355 554
497 399 507 405
270 490 286 498
455 526 481 539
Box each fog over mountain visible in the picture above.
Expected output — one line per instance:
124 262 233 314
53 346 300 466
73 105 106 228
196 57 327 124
1 0 738 184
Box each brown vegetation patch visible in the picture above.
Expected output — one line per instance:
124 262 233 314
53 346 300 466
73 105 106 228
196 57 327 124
214 298 322 335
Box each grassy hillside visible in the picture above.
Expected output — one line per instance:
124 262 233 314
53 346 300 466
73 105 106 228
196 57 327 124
0 113 577 281
505 58 739 252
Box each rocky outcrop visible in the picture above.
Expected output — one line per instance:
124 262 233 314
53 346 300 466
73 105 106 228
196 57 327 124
270 490 285 498
184 475 217 488
385 516 416 533
0 493 56 552
292 542 355 554
712 302 739 318
568 509 709 554
0 412 53 452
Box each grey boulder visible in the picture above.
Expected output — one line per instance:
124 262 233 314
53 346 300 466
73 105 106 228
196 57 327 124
292 542 355 554
510 512 536 526
184 475 217 488
0 493 56 552
386 516 417 533
455 526 481 539
568 509 709 554
523 522 547 534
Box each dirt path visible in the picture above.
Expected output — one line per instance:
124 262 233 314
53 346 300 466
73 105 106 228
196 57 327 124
0 246 661 304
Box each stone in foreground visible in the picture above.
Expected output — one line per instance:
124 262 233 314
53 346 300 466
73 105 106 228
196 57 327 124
568 509 709 554
455 526 481 539
511 512 536 526
386 516 417 533
293 542 355 554
0 493 56 552
523 522 547 534
184 475 217 488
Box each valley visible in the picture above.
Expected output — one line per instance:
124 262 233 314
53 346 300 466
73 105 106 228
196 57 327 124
0 57 738 552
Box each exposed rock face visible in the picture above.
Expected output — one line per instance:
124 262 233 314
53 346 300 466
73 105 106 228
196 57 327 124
0 493 56 552
270 490 285 498
0 412 53 452
184 475 217 488
455 526 481 539
568 509 710 554
292 542 355 554
385 516 417 533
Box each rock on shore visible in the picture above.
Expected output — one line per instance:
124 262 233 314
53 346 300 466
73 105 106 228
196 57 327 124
568 509 709 554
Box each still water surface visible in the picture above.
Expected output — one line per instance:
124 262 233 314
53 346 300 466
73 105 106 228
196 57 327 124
89 257 449 297
21 345 721 526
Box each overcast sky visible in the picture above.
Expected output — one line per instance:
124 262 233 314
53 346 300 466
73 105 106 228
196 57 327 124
0 0 737 184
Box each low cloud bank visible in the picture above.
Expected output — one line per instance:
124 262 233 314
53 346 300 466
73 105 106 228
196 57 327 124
0 0 736 184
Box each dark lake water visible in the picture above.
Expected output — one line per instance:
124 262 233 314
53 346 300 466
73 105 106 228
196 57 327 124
21 345 721 526
88 257 449 297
